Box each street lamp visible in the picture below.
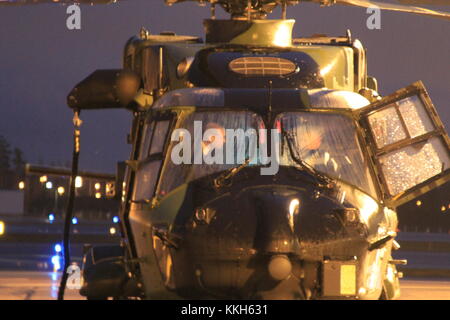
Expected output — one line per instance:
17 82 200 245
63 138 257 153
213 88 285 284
18 181 25 190
45 181 53 189
53 186 65 214
75 176 83 188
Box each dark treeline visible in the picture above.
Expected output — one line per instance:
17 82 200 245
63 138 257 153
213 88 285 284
0 134 26 172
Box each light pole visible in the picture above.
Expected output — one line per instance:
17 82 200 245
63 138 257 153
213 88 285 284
54 186 65 214
45 181 65 215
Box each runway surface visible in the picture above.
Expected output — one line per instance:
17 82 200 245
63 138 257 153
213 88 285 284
0 271 449 300
399 279 450 300
0 271 83 300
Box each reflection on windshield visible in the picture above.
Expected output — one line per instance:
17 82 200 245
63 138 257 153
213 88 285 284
154 88 224 109
278 112 377 197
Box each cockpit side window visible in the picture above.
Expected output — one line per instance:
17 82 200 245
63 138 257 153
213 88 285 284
361 89 450 201
149 120 171 156
133 117 173 202
139 122 155 161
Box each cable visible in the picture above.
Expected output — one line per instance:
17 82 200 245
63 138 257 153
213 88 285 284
58 110 82 300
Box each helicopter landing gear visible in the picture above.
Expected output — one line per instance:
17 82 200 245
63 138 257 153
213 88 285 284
79 244 143 300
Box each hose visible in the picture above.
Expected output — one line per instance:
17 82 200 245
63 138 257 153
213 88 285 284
57 110 82 300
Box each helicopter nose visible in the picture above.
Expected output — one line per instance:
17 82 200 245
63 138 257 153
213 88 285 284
251 189 298 254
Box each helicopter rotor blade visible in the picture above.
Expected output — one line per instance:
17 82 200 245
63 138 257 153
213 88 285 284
0 0 116 5
331 0 450 20
397 0 450 5
166 0 450 20
2 0 449 21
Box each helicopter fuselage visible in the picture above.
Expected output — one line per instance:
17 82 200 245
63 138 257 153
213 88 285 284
75 19 450 301
117 20 392 300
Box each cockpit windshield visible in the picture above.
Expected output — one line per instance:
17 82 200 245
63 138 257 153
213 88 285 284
277 112 377 197
157 108 377 198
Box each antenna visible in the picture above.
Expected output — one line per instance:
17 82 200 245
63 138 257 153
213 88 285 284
210 0 216 19
281 0 287 19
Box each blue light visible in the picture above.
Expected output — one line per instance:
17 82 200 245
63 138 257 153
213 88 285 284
54 244 62 253
51 255 61 271
48 213 55 223
112 216 119 224
71 217 78 225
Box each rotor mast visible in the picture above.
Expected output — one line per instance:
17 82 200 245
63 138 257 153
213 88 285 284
165 0 297 20
166 0 297 46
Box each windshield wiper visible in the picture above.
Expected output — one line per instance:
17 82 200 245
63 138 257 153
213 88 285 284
213 131 335 189
213 158 251 189
282 130 334 187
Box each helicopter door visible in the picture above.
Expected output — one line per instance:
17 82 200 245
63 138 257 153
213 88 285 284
357 81 450 207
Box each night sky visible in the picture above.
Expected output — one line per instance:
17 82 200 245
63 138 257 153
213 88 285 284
0 1 449 173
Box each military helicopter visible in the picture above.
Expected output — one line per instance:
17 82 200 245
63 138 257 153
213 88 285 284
4 0 450 300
